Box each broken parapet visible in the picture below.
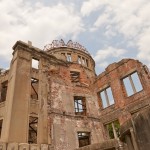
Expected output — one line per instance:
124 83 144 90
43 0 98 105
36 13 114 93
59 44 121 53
44 39 91 55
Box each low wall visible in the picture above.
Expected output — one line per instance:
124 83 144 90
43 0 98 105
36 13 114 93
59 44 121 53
0 143 54 150
74 139 122 150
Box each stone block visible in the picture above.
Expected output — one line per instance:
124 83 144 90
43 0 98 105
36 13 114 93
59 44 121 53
30 144 40 150
0 143 6 150
18 143 29 150
7 143 18 150
41 144 48 150
48 145 54 150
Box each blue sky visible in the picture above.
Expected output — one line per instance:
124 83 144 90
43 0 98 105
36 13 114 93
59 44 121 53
0 0 150 74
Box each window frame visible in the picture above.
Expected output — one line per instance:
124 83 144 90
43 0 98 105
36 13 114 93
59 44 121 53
122 71 143 97
105 120 120 139
78 56 82 64
32 58 39 69
74 96 86 115
99 86 115 109
66 53 72 62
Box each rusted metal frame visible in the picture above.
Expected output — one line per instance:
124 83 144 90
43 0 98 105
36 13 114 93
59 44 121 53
29 117 38 135
75 100 82 112
29 118 38 124
72 77 80 82
31 79 38 100
29 125 37 135
75 100 86 112
71 72 80 82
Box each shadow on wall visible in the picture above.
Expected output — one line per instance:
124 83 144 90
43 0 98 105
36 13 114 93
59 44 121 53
120 107 150 150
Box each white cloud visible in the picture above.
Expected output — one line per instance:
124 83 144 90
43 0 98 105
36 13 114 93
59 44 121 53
93 46 127 73
0 0 84 63
84 0 150 67
81 0 105 16
94 46 127 63
104 28 116 37
1 0 150 73
137 27 150 62
89 0 149 38
97 61 109 68
94 13 109 28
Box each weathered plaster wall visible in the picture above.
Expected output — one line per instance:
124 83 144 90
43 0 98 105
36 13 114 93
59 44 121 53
0 41 150 150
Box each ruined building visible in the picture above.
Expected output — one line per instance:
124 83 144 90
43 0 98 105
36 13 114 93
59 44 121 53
0 40 150 150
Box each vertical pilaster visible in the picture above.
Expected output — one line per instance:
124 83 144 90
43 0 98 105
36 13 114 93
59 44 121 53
37 59 49 144
2 48 31 143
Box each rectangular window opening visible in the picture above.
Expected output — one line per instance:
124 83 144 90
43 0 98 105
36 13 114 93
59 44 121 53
99 87 114 108
78 56 81 64
0 119 3 138
70 71 80 83
74 96 86 115
61 53 65 56
66 53 72 62
78 132 90 147
123 72 143 97
31 78 39 100
82 58 86 65
0 81 8 103
105 120 120 139
32 58 39 69
86 59 89 67
28 116 38 144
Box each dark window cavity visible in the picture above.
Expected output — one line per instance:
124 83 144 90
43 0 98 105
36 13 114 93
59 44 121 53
0 119 3 138
31 78 39 100
86 59 89 67
28 116 38 144
78 132 90 147
70 71 80 83
0 81 8 102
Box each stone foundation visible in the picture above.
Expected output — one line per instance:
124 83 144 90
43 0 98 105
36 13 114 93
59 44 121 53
0 143 54 150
